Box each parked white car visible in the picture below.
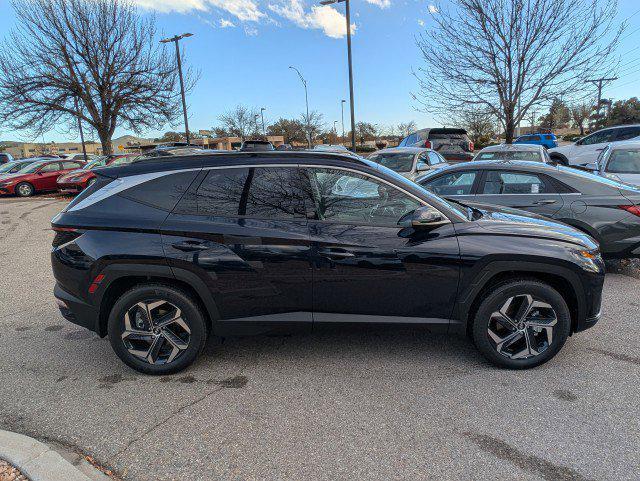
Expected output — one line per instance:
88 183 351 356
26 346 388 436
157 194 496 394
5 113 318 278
592 141 640 187
548 124 640 167
368 147 448 181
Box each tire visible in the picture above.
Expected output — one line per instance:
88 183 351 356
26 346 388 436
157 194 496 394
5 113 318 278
471 280 571 369
549 154 568 166
107 284 208 375
15 182 34 197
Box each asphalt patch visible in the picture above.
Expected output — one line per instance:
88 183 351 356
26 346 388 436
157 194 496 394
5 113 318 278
45 324 64 332
590 348 640 366
553 389 578 402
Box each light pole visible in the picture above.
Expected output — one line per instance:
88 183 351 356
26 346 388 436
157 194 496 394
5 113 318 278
321 0 356 151
160 33 194 144
333 120 338 143
289 66 311 148
260 107 266 136
341 99 346 143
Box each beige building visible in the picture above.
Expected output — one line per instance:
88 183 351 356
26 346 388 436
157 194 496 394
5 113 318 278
196 136 285 150
4 141 103 159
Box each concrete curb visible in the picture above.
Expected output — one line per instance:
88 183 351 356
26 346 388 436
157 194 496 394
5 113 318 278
0 430 93 481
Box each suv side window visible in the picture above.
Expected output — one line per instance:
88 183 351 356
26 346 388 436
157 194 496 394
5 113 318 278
428 151 445 165
120 171 200 211
579 129 616 145
482 171 552 194
195 167 307 219
614 126 640 142
39 162 61 172
304 168 422 226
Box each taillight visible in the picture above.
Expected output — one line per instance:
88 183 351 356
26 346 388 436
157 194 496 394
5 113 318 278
424 140 432 149
469 141 474 151
619 205 640 217
52 226 81 248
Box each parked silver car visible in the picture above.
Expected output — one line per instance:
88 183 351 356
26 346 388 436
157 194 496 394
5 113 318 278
592 141 640 186
473 143 553 163
368 147 448 180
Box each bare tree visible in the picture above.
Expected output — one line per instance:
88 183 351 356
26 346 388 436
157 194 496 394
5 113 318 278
415 0 621 143
455 108 495 144
300 110 325 144
397 121 417 138
0 0 192 154
570 103 591 135
218 105 259 140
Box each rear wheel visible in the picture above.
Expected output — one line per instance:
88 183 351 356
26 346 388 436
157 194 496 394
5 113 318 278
107 284 208 375
15 182 34 197
472 280 571 369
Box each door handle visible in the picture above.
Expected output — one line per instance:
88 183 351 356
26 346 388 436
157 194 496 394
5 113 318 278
318 248 356 259
171 241 209 252
532 199 557 205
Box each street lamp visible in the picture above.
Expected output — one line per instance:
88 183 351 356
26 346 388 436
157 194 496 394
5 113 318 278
320 0 356 151
333 120 338 141
341 99 346 143
160 33 194 144
260 107 266 136
289 66 311 148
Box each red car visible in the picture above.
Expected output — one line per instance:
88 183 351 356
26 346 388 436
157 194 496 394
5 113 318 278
56 154 136 193
0 159 85 197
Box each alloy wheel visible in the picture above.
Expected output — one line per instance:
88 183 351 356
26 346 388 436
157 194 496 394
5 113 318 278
17 184 32 196
121 300 191 365
487 294 557 360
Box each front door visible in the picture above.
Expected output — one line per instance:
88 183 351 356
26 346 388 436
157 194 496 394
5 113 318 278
473 170 564 217
301 167 460 325
33 162 64 190
162 166 313 331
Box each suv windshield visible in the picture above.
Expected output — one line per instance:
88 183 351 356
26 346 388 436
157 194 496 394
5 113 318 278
369 153 415 173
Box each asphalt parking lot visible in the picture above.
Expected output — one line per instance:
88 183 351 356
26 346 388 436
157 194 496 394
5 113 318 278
1 196 639 481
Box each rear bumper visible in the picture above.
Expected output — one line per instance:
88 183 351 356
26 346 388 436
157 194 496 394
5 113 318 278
54 283 100 333
442 152 474 162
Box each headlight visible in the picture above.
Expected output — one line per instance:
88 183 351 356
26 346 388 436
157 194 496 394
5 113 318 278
571 248 603 272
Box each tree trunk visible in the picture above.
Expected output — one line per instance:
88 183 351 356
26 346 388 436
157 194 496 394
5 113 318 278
579 125 585 136
98 129 113 155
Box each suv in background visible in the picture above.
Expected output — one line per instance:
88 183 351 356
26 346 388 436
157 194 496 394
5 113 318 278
398 128 474 162
514 133 558 149
51 151 604 374
548 124 640 167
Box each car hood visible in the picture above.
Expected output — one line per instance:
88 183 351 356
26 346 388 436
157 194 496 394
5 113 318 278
459 201 597 250
0 173 28 182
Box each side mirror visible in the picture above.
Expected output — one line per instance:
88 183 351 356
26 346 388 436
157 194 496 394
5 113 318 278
583 162 598 172
398 206 449 229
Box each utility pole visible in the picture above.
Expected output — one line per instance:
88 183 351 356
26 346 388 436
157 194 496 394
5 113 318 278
341 99 346 143
587 77 618 125
529 110 538 134
74 96 88 161
160 33 194 144
320 0 356 151
289 66 311 148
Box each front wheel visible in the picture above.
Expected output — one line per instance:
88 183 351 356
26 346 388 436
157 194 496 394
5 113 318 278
472 280 571 369
107 284 208 375
15 182 34 197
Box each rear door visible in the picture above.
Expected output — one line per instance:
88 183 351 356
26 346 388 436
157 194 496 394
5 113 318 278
474 170 564 217
162 165 313 329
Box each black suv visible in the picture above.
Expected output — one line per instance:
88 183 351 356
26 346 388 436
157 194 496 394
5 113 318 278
51 152 605 374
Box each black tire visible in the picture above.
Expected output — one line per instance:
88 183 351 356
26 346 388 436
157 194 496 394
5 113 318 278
549 154 568 166
107 284 208 375
15 182 34 197
472 280 571 369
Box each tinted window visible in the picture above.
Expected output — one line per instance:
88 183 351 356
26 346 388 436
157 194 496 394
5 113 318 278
62 161 82 169
370 153 415 173
304 168 422 225
423 171 477 195
428 152 445 165
195 167 307 219
606 149 640 173
614 127 640 142
580 129 616 145
120 171 199 211
476 150 543 162
482 171 551 194
416 153 429 170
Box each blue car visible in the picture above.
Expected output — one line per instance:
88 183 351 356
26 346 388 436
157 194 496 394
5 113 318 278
514 133 558 149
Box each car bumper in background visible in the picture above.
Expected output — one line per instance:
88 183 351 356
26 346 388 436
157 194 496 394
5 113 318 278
57 182 84 193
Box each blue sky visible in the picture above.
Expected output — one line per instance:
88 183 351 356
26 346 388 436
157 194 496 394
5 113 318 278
0 0 639 143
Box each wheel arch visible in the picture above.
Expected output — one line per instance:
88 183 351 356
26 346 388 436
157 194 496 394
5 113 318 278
96 264 220 337
549 152 569 166
453 261 584 336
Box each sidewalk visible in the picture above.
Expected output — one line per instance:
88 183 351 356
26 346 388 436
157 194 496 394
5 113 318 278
0 430 112 481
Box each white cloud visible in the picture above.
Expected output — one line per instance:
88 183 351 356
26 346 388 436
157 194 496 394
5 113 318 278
268 0 355 39
244 25 259 36
365 0 391 8
219 18 236 28
132 0 265 22
417 19 425 26
428 4 438 14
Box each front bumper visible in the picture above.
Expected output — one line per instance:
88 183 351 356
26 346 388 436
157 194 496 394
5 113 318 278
575 309 601 332
54 283 100 333
56 181 84 193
